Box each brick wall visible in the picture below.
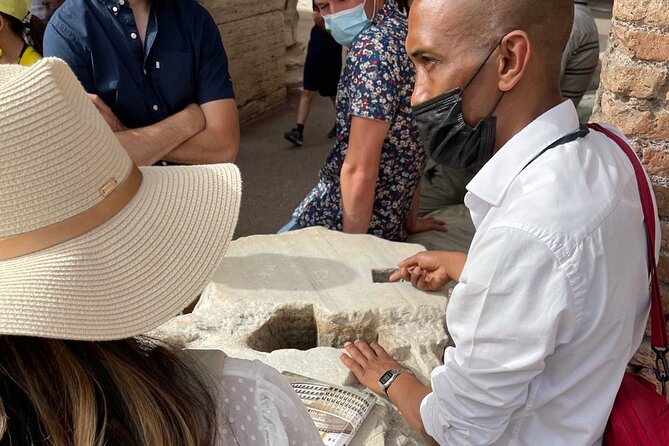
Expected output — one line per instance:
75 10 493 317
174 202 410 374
595 0 669 389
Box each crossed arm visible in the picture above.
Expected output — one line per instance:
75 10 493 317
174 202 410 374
90 95 240 166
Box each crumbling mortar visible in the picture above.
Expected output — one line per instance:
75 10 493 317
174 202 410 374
612 17 669 35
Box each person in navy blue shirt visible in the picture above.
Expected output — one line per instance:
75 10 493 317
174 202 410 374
43 0 239 166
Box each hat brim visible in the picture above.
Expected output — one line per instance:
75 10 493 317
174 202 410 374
0 163 241 341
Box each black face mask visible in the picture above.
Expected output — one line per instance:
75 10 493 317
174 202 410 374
412 39 506 170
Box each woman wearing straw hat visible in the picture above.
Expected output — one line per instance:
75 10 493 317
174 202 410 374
0 58 322 445
0 0 42 66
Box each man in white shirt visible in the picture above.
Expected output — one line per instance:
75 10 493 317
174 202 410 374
339 0 657 445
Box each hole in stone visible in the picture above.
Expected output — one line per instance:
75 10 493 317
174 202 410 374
246 305 318 353
371 268 399 283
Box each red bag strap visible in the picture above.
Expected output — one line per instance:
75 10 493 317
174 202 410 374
588 124 668 350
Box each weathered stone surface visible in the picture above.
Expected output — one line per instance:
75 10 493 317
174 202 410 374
614 0 669 29
199 0 303 122
600 93 669 141
600 48 668 100
613 23 669 63
284 0 300 48
642 146 669 177
658 252 669 284
286 0 320 88
652 180 669 220
153 228 447 445
662 221 669 252
217 12 287 122
201 0 284 25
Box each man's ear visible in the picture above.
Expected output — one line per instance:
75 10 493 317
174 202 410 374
0 15 5 32
496 30 531 92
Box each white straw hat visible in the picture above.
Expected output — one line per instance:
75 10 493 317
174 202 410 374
0 58 242 341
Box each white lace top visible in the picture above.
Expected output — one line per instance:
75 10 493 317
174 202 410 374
189 349 322 446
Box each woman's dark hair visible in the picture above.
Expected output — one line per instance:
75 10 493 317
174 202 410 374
0 336 218 446
0 12 45 56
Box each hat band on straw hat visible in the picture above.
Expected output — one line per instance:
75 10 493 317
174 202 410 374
0 166 143 261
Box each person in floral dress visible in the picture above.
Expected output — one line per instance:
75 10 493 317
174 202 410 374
283 0 444 242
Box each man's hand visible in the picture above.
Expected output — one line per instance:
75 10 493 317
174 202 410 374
341 340 438 445
390 251 467 291
340 340 405 396
88 94 127 132
406 215 447 234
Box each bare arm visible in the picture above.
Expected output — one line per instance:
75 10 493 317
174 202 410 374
163 99 240 165
387 374 439 445
114 104 206 166
340 116 390 234
340 341 439 445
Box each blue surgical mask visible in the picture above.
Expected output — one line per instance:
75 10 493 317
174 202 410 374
323 0 373 48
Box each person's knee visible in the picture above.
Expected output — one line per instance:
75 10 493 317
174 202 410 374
302 89 317 99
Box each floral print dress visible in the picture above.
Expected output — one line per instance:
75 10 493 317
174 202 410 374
292 1 425 242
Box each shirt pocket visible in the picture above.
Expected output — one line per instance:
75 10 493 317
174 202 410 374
154 51 197 111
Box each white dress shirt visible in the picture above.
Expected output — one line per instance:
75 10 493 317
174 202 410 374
420 101 659 446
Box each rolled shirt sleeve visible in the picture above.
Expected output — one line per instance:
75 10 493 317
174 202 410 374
43 19 95 93
420 226 576 445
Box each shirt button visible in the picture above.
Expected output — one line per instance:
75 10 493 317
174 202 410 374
119 0 124 4
143 68 147 75
152 105 158 111
112 6 118 12
130 32 137 39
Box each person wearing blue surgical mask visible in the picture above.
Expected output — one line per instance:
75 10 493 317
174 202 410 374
281 0 444 241
322 0 373 48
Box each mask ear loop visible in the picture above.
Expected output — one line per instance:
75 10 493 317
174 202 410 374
459 89 504 156
462 35 507 93
486 91 505 118
462 34 508 128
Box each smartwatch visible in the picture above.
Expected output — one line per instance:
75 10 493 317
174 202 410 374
378 368 415 396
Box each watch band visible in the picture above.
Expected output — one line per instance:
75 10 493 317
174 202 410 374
379 368 415 396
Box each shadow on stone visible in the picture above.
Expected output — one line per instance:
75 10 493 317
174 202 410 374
212 254 358 291
247 305 318 352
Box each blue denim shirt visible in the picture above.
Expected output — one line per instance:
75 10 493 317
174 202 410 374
43 0 235 129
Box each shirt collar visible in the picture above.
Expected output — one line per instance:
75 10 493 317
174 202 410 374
466 100 580 207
